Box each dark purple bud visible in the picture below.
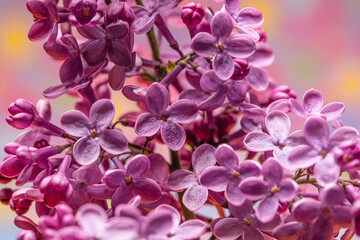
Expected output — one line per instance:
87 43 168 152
269 85 297 103
16 146 34 165
9 99 35 115
105 1 135 26
4 142 21 155
254 27 267 42
10 197 32 215
0 188 13 205
333 140 360 168
231 59 250 80
181 2 205 27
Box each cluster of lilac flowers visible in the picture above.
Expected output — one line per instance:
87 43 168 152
2 0 360 239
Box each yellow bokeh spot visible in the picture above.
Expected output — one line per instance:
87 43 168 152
343 73 359 93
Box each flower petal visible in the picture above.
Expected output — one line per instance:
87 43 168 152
132 177 161 202
243 132 274 152
109 65 126 91
215 144 239 170
288 145 320 169
77 204 106 238
106 21 129 39
273 222 305 240
192 144 216 175
213 52 234 80
161 121 186 151
314 155 340 187
213 218 243 240
225 178 245 206
224 34 256 58
183 184 208 211
320 102 345 121
303 88 324 114
226 80 247 106
278 179 298 202
198 89 226 111
28 19 52 42
304 116 329 151
246 65 269 91
239 177 269 200
174 219 207 240
265 110 290 141
98 129 128 155
292 198 321 222
108 40 132 67
83 39 107 66
60 110 90 137
73 136 100 165
168 169 196 191
166 99 198 124
135 113 161 137
191 32 217 57
90 99 115 130
328 126 359 151
237 7 264 27
126 154 150 179
200 166 231 192
262 158 282 185
211 12 233 43
146 82 169 115
199 70 223 93
319 183 345 206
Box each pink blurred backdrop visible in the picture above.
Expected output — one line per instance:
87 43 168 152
0 0 359 238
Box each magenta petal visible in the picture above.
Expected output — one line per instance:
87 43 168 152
77 25 105 40
126 154 150 178
98 129 128 155
262 158 282 185
238 160 261 178
200 166 231 192
161 121 186 151
273 222 305 240
28 19 52 42
146 82 169 115
303 88 324 113
247 42 274 67
226 81 247 106
59 57 78 83
225 0 239 17
243 227 265 240
111 186 133 209
246 65 269 91
225 178 245 206
104 217 139 240
77 204 106 238
148 153 169 183
292 198 321 222
237 7 264 27
72 165 102 185
183 184 208 211
213 52 234 80
239 177 269 200
90 99 115 130
103 170 127 189
26 0 49 18
60 110 90 137
83 39 107 66
224 34 256 58
215 144 239 170
214 218 243 240
166 99 198 124
314 155 340 187
265 110 290 141
132 14 155 35
132 177 161 202
211 12 233 43
198 89 226 111
288 98 306 118
106 21 129 39
0 157 25 178
304 116 329 151
108 40 132 67
144 211 173 237
278 179 298 202
320 102 345 121
288 145 320 169
328 126 359 150
319 183 345 206
73 136 100 165
199 70 223 93
167 170 196 190
192 144 216 175
331 205 351 227
135 113 161 137
175 219 207 240
109 65 126 90
43 41 69 59
191 32 217 57
228 199 253 219
243 132 274 152
311 216 333 240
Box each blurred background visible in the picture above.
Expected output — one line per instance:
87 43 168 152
0 0 359 238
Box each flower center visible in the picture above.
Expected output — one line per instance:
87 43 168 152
216 43 223 51
321 204 329 214
82 7 90 17
157 115 167 121
232 170 240 178
320 151 327 158
90 129 98 138
342 155 351 163
125 176 132 183
242 218 251 226
271 186 280 195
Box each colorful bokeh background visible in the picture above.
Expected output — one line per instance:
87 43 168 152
0 0 360 239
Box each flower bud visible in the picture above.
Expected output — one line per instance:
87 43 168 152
181 2 205 27
6 113 34 129
232 59 250 80
16 146 34 165
105 1 135 26
0 188 13 205
4 142 21 155
9 197 32 215
269 85 297 102
9 99 35 115
254 27 267 42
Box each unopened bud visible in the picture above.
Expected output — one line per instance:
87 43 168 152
232 59 250 80
6 113 34 129
181 2 205 27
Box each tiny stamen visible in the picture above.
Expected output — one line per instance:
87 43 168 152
242 218 251 226
157 115 167 121
320 151 327 158
90 129 98 138
125 176 132 183
232 170 240 178
216 43 223 51
83 7 90 17
271 186 280 195
342 155 351 163
321 204 329 214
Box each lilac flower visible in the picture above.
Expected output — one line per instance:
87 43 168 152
181 2 205 27
200 144 261 206
245 42 274 91
78 22 131 67
213 199 280 240
292 184 351 240
239 158 298 222
198 70 248 111
191 11 256 80
44 34 87 83
134 83 198 151
131 0 179 34
244 110 306 169
6 99 36 130
288 116 358 186
224 0 264 40
105 1 135 26
76 203 139 240
60 99 128 165
26 0 59 45
102 154 162 209
68 0 100 27
289 88 345 127
168 144 216 211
